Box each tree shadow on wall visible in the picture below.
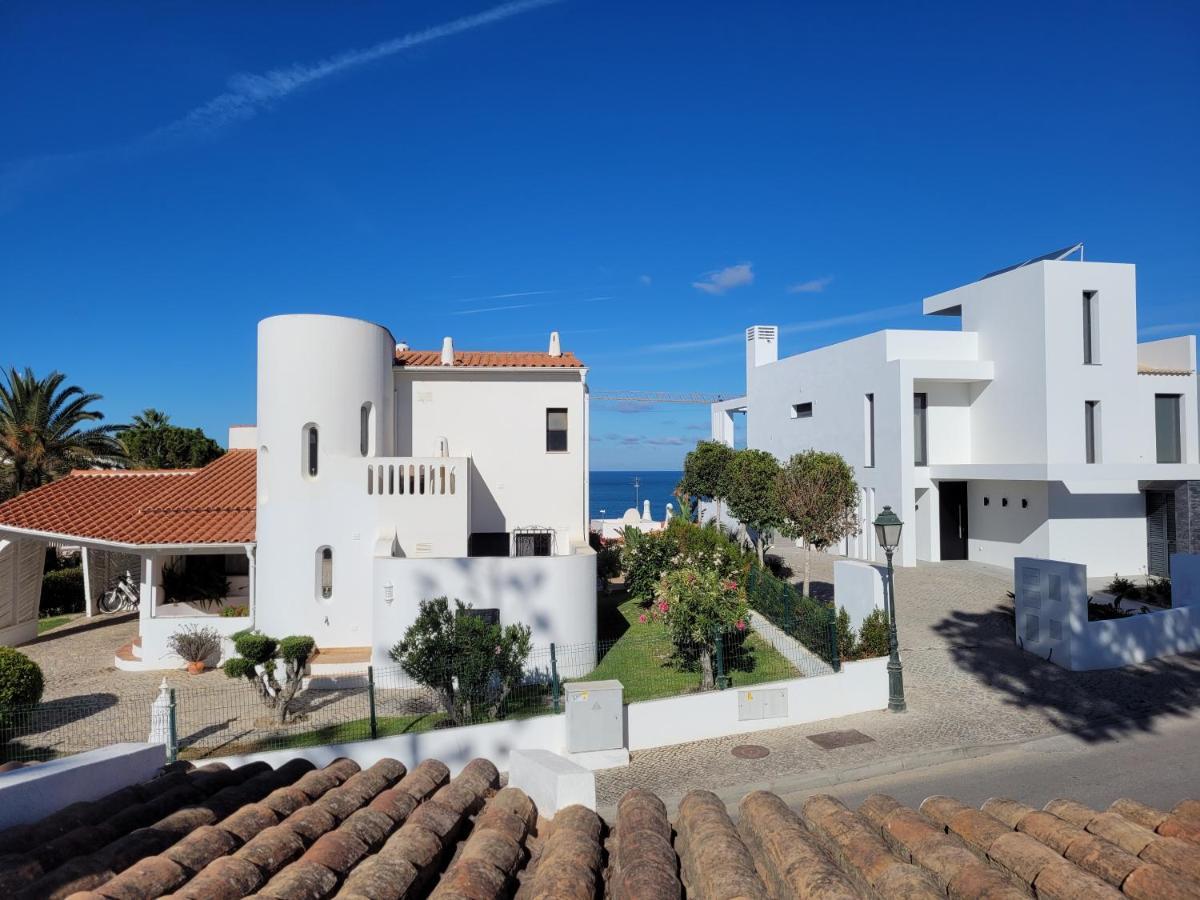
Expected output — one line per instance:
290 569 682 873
932 601 1200 743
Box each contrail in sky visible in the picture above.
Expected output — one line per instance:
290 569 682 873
0 0 559 211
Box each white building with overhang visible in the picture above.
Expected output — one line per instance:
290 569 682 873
0 314 597 670
712 248 1200 573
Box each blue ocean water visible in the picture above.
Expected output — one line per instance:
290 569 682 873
590 470 683 521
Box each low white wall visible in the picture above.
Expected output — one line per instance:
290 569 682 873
625 657 888 750
0 742 165 829
139 613 254 669
833 560 886 632
206 659 889 775
371 549 597 671
1015 553 1200 671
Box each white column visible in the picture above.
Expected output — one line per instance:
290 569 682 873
246 544 257 623
81 546 95 618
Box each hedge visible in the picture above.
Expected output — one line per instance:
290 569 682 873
40 566 84 617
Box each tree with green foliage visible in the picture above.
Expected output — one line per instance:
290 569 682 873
722 449 786 564
0 368 126 498
122 408 224 469
651 567 749 690
389 597 532 727
777 450 860 598
855 609 890 658
224 630 315 723
678 440 736 523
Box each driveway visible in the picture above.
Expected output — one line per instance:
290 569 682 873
595 548 1200 808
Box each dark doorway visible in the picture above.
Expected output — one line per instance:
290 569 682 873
1145 490 1177 577
939 481 969 560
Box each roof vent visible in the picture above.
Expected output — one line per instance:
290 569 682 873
548 331 562 357
440 337 454 366
396 341 409 353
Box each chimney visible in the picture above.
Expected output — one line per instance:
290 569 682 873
441 336 454 366
746 325 778 386
395 341 409 353
548 331 562 357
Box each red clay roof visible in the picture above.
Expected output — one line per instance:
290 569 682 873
394 349 585 368
0 450 255 546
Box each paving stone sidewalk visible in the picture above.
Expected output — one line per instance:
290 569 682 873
595 549 1200 807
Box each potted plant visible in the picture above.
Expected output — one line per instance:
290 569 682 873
168 624 222 674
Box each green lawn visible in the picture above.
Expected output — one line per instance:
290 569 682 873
581 591 800 703
37 615 74 634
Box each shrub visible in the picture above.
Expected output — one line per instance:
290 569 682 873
1104 575 1140 607
389 597 532 727
596 544 622 586
167 625 222 664
220 605 249 617
1143 575 1172 607
620 527 676 602
223 630 314 722
856 609 891 658
40 566 84 616
0 647 44 727
649 567 749 691
835 607 856 661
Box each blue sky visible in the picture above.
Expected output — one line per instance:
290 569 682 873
2 1 1197 470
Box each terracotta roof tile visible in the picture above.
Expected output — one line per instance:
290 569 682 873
0 450 255 546
394 349 585 368
1137 364 1194 375
8 755 1200 900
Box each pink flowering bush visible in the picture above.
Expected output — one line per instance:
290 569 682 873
650 566 750 690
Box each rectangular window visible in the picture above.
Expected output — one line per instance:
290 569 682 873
1155 394 1182 463
1082 291 1099 364
457 607 500 626
791 402 812 419
913 393 928 466
468 533 510 557
546 408 568 452
864 393 875 467
1084 400 1099 464
514 532 553 557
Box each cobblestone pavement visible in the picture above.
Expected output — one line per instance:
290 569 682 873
595 549 1200 807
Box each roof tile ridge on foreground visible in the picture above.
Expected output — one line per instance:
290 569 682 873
0 751 1197 899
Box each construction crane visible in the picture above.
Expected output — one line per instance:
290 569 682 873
591 390 732 405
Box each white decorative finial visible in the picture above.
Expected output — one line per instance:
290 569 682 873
440 337 454 366
548 331 562 357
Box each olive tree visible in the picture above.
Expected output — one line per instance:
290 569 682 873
722 449 786 564
678 440 735 523
777 450 859 597
223 631 315 723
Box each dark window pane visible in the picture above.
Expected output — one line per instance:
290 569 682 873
468 533 510 557
1155 394 1181 463
913 393 928 466
546 408 568 452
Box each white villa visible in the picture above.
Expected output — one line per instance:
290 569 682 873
0 314 597 670
712 248 1200 573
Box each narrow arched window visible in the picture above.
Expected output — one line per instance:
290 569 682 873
360 402 374 457
318 547 333 599
303 424 319 478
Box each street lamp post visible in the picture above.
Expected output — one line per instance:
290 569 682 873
873 505 907 713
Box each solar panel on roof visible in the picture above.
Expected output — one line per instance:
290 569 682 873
982 242 1084 280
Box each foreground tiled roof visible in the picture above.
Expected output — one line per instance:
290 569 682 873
1 753 1197 900
0 450 256 546
1137 364 1195 376
394 349 585 368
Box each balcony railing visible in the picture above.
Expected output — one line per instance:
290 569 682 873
366 458 465 497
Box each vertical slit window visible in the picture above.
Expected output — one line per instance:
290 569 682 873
1082 291 1099 364
317 547 333 600
360 402 373 457
865 394 875 467
303 425 319 478
913 392 928 466
1085 400 1099 464
546 408 568 452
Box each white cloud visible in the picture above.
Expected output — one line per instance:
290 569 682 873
639 274 653 286
787 275 834 294
1 0 559 211
451 303 536 315
1139 321 1200 337
454 290 554 304
692 263 753 295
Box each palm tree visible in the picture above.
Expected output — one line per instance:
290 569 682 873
130 408 171 430
0 368 127 498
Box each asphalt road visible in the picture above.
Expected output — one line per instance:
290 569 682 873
771 711 1200 814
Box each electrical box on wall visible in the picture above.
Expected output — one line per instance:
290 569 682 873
737 688 787 721
565 680 624 752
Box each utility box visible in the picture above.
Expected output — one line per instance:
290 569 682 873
737 687 787 721
565 680 624 753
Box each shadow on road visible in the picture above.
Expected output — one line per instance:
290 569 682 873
933 601 1200 742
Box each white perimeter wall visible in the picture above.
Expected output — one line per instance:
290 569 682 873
371 549 597 670
204 658 888 777
0 537 45 647
396 369 588 550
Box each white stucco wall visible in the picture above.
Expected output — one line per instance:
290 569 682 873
0 537 45 647
371 548 597 670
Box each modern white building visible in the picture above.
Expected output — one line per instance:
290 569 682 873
712 249 1200 573
0 315 597 670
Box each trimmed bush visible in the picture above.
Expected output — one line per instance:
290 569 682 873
40 566 84 616
0 647 44 711
856 609 890 658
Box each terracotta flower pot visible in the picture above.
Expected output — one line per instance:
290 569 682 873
186 661 206 675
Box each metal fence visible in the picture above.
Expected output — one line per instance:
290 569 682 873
1 611 842 764
744 565 841 670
